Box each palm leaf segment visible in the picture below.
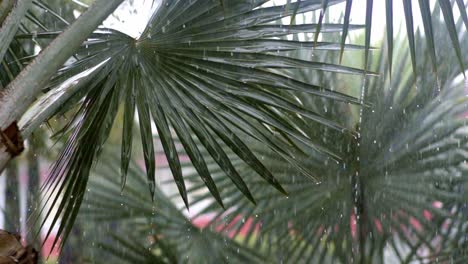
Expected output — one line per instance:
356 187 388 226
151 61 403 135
186 15 468 263
334 0 467 76
29 0 370 250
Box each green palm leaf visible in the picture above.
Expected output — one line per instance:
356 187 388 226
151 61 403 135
336 0 467 77
22 0 371 250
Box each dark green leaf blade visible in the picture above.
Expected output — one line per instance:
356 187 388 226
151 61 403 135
185 110 256 205
455 0 468 32
120 70 135 191
313 0 329 46
166 111 225 208
364 0 373 70
144 76 189 209
290 0 301 26
402 0 417 76
418 0 438 75
339 0 353 63
385 0 393 77
203 115 288 196
135 76 156 199
438 0 466 76
154 72 256 204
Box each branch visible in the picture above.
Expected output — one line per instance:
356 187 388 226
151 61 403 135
0 0 124 172
0 0 33 63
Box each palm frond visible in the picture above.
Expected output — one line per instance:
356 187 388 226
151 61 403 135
334 0 467 77
99 234 178 264
22 0 372 249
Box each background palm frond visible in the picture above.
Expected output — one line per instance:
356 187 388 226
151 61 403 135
325 0 467 76
180 13 468 263
80 152 267 264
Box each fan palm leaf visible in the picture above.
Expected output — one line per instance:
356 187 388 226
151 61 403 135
19 0 373 250
77 23 467 261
